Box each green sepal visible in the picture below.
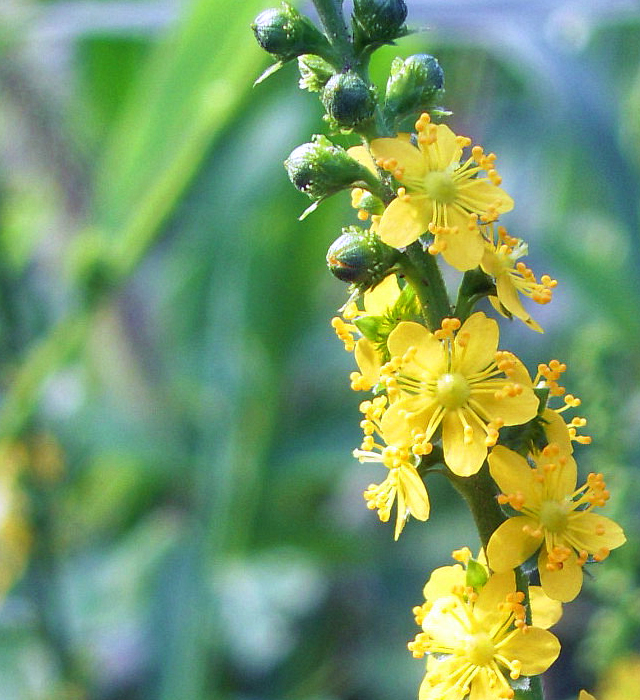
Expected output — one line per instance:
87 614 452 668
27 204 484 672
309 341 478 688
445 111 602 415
285 135 383 207
351 0 408 54
466 558 489 591
298 54 335 92
383 54 445 124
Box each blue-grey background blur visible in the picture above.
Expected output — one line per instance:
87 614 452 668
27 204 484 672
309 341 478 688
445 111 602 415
0 0 639 698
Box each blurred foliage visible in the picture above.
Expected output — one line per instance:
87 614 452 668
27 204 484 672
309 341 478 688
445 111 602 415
0 1 639 699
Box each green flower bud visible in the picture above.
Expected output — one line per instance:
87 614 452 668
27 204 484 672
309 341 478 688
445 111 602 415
327 225 398 288
321 71 376 129
384 54 445 121
251 2 330 62
352 0 408 49
284 135 379 203
298 54 335 92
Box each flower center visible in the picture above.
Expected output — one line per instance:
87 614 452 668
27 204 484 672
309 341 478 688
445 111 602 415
436 373 470 409
423 171 457 203
539 500 569 534
465 632 495 667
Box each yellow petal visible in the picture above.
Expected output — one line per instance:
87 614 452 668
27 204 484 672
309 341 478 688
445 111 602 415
438 219 486 271
422 564 465 600
533 449 577 499
567 512 626 553
499 626 561 675
473 381 539 427
505 352 534 387
486 516 543 572
381 398 439 445
387 321 436 363
495 273 534 324
468 668 494 700
455 312 498 375
529 586 563 629
441 410 487 476
370 137 425 181
541 408 573 454
474 571 515 631
579 692 596 700
354 338 381 385
346 145 378 175
455 179 514 216
377 196 432 248
488 445 540 504
430 124 464 169
363 274 401 315
538 549 583 602
401 464 430 521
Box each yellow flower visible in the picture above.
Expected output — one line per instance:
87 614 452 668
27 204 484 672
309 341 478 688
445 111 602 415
354 396 431 539
486 444 626 602
409 567 561 700
367 113 514 270
380 312 539 477
332 274 419 391
480 223 557 333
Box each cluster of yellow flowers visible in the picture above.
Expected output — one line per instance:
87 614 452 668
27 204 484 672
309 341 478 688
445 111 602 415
331 113 625 699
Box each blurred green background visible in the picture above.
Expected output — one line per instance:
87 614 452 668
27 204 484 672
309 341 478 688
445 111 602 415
0 0 639 698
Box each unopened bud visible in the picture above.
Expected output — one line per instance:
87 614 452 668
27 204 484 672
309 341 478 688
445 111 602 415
352 0 408 50
285 135 380 202
384 54 445 121
327 225 398 288
321 71 376 129
252 2 331 62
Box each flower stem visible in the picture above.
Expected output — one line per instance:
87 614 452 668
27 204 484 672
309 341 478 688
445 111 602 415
311 0 354 66
398 243 451 331
446 463 505 550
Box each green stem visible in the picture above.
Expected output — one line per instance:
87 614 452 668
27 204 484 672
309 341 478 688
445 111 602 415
446 463 504 550
311 0 354 65
449 467 544 700
453 268 495 322
398 242 451 331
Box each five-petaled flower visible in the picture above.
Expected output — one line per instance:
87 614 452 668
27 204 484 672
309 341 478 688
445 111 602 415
480 223 557 333
379 312 539 477
486 444 626 601
409 563 561 700
354 396 431 539
365 113 514 269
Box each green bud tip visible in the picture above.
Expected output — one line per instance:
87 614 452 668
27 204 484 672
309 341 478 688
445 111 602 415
284 136 377 202
251 2 329 62
327 225 397 287
352 0 408 49
384 54 445 120
321 71 376 129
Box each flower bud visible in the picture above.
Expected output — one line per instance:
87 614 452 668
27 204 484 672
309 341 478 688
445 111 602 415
352 0 408 49
321 71 376 129
285 135 379 202
327 225 398 288
298 54 335 92
384 54 445 121
251 2 331 62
